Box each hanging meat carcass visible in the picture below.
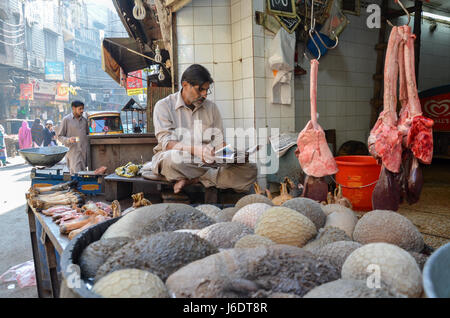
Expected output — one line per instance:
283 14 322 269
371 25 433 211
368 26 403 174
295 59 338 202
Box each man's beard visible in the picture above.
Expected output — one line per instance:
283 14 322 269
192 97 205 107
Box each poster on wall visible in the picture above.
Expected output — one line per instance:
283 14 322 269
55 83 70 101
32 79 56 101
20 84 34 100
126 70 147 96
45 61 65 81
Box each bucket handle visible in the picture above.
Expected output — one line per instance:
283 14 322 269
330 176 378 189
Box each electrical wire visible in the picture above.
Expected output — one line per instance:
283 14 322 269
0 39 24 46
0 32 25 39
0 18 24 28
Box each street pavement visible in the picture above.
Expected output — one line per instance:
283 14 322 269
0 156 38 298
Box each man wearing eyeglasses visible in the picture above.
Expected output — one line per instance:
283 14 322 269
151 64 257 194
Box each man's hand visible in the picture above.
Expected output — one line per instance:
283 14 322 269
201 144 215 164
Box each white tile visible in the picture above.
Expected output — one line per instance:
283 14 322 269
213 0 231 7
234 98 243 118
266 100 281 118
213 62 233 81
280 118 295 132
254 36 265 57
193 26 213 44
241 37 253 59
177 25 194 45
223 119 235 130
255 98 266 118
231 2 240 24
192 0 211 6
178 45 195 64
232 60 242 80
212 6 231 25
253 0 265 13
213 44 232 62
267 117 281 130
194 44 213 63
233 80 243 99
216 100 234 119
243 119 255 130
232 21 241 42
241 16 253 39
213 25 232 44
243 78 254 98
235 118 243 129
243 98 255 119
255 117 267 129
241 0 253 19
177 6 194 26
254 57 265 78
214 81 234 100
242 57 253 79
178 63 191 82
232 41 242 61
193 6 212 25
255 78 266 98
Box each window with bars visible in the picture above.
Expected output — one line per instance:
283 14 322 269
44 31 57 61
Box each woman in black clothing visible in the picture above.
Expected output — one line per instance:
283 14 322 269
31 118 44 147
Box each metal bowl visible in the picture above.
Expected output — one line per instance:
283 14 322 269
423 242 450 298
19 146 69 167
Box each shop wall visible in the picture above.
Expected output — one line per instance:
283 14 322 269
294 7 379 151
176 0 234 138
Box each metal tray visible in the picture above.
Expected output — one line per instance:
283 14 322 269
19 146 69 167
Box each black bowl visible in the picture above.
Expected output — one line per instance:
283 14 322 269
19 146 69 167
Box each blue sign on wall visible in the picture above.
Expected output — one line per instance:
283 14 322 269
45 61 64 81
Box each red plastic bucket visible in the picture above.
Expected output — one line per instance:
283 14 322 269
334 156 382 211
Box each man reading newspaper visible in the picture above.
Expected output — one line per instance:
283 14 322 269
151 64 258 194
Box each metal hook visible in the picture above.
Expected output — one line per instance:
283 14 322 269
304 28 322 61
387 0 411 27
313 29 339 50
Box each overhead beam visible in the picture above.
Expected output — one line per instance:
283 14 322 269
165 0 192 12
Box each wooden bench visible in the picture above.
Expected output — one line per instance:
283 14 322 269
104 173 222 203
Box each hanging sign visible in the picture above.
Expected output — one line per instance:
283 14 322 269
267 0 297 18
126 70 147 96
276 14 301 33
20 84 34 100
31 79 56 101
55 83 70 102
45 61 65 81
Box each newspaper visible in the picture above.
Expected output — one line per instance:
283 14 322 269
269 132 298 158
198 144 261 167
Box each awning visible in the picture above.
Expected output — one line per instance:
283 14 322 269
101 37 153 84
122 98 145 112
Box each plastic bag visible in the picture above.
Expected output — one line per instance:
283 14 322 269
321 0 349 39
0 260 36 288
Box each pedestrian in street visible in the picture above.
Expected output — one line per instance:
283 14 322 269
18 120 32 150
132 119 142 133
0 124 7 166
57 100 89 174
43 120 56 147
31 118 44 147
139 119 145 133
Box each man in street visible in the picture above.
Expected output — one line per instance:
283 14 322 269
57 100 89 174
132 119 142 133
43 120 56 147
151 64 257 194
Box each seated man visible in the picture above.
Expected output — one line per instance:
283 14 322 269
151 64 257 194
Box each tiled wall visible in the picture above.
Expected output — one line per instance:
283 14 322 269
176 0 234 135
294 7 379 150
